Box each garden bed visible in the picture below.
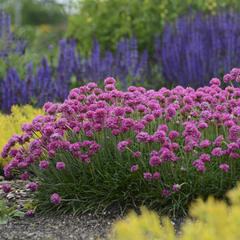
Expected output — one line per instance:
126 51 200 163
0 174 185 240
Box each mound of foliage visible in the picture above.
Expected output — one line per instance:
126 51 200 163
2 68 240 216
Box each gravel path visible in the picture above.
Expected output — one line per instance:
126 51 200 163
0 212 117 240
0 175 186 240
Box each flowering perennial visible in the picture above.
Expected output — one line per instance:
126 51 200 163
2 70 240 214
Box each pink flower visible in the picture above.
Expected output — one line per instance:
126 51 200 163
130 164 139 172
111 129 120 136
21 171 29 181
27 182 38 192
161 149 176 162
196 164 206 172
39 160 50 170
153 172 160 179
56 162 66 170
133 151 141 158
162 189 171 197
199 140 211 148
172 184 179 192
230 68 240 78
136 132 149 143
117 140 130 152
198 122 208 129
168 131 179 141
149 156 161 166
213 135 224 146
209 78 221 86
50 193 62 205
223 74 234 83
212 147 223 157
157 124 168 133
165 106 176 120
25 210 35 217
105 84 115 92
104 77 116 85
143 172 152 182
219 164 230 172
113 107 125 117
1 183 11 193
87 82 97 89
200 153 211 163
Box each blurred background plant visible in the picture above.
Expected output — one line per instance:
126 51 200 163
67 0 240 56
2 0 240 112
0 0 67 54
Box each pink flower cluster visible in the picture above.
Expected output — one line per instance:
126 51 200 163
2 70 240 205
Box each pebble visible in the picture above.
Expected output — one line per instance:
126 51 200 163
0 175 4 181
6 193 15 200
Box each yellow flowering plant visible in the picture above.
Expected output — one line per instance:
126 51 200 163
0 105 44 168
109 182 240 240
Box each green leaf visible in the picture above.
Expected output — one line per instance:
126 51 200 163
9 210 25 218
0 215 9 225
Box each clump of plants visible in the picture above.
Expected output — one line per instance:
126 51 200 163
109 182 240 240
0 105 44 169
0 200 24 224
1 68 240 216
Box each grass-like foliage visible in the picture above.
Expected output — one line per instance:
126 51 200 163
109 182 240 240
2 69 240 216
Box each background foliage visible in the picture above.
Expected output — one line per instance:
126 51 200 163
67 0 240 56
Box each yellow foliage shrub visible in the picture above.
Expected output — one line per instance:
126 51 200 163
0 105 44 167
109 182 240 240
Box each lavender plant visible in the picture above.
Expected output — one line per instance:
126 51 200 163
2 70 240 217
156 11 240 88
0 11 25 58
0 37 154 113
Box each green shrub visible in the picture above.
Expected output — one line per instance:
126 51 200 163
67 0 240 55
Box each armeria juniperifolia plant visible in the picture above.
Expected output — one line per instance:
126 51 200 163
2 68 240 216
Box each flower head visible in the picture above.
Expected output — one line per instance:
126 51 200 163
172 183 179 192
162 189 171 197
39 160 50 170
56 162 66 170
51 193 62 205
143 172 152 182
1 183 11 193
27 182 38 192
130 164 139 172
219 164 230 172
153 172 160 179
